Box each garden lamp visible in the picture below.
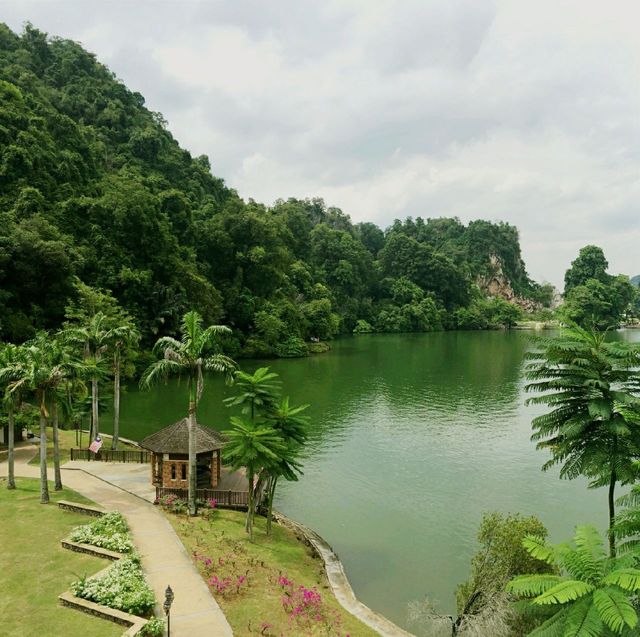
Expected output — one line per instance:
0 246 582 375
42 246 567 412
164 585 174 636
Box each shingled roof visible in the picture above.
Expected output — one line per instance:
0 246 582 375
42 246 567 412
139 418 227 454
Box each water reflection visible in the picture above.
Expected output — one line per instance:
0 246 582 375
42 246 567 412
110 330 640 630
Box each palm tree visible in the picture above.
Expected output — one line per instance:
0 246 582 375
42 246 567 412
222 416 286 540
507 525 640 636
64 312 108 440
141 311 235 516
525 323 640 556
8 335 69 503
0 344 24 490
223 367 281 420
111 319 139 450
263 396 309 535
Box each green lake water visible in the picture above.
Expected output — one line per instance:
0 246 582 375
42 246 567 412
103 330 640 634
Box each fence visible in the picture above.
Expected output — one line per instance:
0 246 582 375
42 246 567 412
155 486 249 510
69 448 151 463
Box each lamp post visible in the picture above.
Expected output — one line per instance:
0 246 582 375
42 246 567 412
163 585 174 636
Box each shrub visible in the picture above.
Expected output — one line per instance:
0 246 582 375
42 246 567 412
158 494 188 514
72 555 156 615
353 319 374 334
69 512 134 553
140 617 165 636
275 336 308 358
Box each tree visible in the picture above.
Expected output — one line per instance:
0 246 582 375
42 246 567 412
263 396 309 535
7 334 71 502
222 416 286 540
455 512 555 635
110 318 140 449
223 367 281 421
525 324 640 556
64 312 113 440
562 276 635 330
507 525 640 636
0 343 24 490
564 245 609 294
141 311 235 516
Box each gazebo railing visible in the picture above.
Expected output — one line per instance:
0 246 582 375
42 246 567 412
69 448 151 463
155 486 248 510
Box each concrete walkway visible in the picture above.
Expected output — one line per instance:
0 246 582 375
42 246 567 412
0 446 233 637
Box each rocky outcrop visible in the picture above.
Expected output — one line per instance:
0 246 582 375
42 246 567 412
477 254 542 311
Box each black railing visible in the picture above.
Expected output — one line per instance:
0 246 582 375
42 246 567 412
69 448 151 463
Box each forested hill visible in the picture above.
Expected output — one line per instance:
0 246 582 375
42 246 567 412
0 24 550 356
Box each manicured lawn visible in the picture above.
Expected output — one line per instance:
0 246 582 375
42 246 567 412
0 478 122 637
28 427 138 467
167 509 379 637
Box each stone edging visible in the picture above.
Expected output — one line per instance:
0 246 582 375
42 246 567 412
58 499 105 517
57 502 153 636
61 538 123 561
273 511 416 637
59 591 148 636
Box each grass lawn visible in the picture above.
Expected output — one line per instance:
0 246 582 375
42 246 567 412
28 426 139 467
0 478 122 637
167 509 379 637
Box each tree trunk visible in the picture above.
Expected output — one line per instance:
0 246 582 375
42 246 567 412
266 475 278 536
609 469 617 558
39 392 49 504
246 467 254 540
52 400 62 491
112 355 120 450
91 377 99 439
188 399 197 517
7 403 15 490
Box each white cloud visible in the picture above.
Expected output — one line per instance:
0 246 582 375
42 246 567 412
3 0 640 284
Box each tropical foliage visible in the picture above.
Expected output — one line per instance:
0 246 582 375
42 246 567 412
507 525 640 636
223 367 309 540
0 23 545 355
141 310 236 516
562 246 636 329
525 323 640 556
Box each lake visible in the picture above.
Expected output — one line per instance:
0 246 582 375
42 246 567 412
102 330 640 634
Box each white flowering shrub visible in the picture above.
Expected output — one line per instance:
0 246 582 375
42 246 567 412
72 555 156 616
70 512 134 553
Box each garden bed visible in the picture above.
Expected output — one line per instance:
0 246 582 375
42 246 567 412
164 506 380 637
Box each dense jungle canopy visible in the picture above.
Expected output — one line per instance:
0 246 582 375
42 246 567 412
0 24 551 356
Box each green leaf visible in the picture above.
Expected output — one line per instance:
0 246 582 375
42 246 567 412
523 534 556 564
507 574 563 597
588 398 612 420
593 587 638 633
533 580 595 605
528 607 570 637
603 569 640 592
563 597 603 637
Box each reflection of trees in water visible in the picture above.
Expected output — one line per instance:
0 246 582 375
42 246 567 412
116 332 532 448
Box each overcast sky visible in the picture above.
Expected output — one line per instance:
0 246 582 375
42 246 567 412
3 1 640 286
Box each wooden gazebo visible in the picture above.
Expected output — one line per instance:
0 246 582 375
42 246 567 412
139 418 227 491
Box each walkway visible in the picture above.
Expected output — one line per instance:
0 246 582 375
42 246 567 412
0 447 233 637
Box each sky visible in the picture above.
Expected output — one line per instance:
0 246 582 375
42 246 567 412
3 1 640 287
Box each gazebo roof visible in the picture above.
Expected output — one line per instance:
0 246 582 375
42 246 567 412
139 418 227 454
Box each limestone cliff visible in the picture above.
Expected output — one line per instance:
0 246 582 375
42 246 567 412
477 255 542 312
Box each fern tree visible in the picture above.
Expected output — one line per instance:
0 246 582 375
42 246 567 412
507 525 640 636
525 323 640 556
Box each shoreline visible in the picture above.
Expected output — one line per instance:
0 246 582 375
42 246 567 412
273 510 416 637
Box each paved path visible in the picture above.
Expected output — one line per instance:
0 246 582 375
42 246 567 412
0 446 233 637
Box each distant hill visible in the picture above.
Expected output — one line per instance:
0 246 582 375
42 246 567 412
0 23 548 351
631 275 640 287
